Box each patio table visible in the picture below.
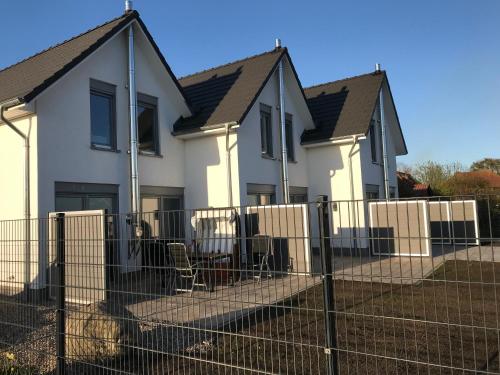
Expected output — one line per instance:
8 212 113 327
187 251 237 291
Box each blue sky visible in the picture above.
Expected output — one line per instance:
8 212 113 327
2 1 499 168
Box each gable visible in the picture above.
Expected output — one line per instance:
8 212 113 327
302 71 407 155
0 11 190 112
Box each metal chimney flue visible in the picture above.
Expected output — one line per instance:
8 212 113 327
275 38 281 49
125 0 133 12
375 63 381 72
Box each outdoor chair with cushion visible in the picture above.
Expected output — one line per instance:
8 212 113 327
251 235 273 281
167 243 209 295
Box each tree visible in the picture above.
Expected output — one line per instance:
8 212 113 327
412 161 466 195
470 158 500 174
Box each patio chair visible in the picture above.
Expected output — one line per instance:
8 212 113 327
167 243 209 295
251 235 273 280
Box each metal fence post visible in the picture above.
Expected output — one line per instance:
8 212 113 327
316 197 339 375
55 213 66 375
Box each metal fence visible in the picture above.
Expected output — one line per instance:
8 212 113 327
0 194 499 374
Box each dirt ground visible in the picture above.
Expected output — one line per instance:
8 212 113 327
0 260 499 374
157 260 500 375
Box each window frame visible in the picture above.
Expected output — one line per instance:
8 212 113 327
365 184 380 200
260 103 273 158
137 93 160 156
89 79 117 151
285 113 295 162
247 183 276 206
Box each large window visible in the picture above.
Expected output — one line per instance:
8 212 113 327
260 104 273 157
247 183 276 206
55 182 118 213
137 93 159 155
285 113 295 161
369 119 377 163
90 79 116 149
141 186 184 240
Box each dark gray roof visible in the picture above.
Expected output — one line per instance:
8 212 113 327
0 11 188 106
301 72 385 143
174 48 286 134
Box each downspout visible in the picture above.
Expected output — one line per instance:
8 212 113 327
276 39 289 204
348 135 360 252
1 98 31 287
225 123 235 207
127 19 141 232
376 64 390 200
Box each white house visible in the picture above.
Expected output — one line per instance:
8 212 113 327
0 9 407 291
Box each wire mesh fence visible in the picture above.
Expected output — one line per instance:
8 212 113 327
0 194 498 374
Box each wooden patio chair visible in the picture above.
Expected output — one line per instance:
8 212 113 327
251 235 273 281
167 243 209 295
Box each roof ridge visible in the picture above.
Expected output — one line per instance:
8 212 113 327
304 70 384 91
0 11 135 75
178 47 284 82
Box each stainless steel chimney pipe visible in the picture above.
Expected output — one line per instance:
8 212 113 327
128 24 141 220
277 55 290 204
125 0 133 12
378 76 390 200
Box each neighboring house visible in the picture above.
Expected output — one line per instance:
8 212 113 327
0 10 407 287
397 171 433 197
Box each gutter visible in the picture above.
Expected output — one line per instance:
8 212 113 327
172 121 239 139
301 134 366 148
347 135 362 252
225 123 236 207
0 98 31 287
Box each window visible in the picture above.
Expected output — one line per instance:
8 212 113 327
55 182 118 213
260 104 273 157
285 113 295 161
137 93 159 154
369 119 377 162
290 186 308 203
389 186 396 199
141 187 185 240
365 184 380 200
247 183 276 206
90 79 116 149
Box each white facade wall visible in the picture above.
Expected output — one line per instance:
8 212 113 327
306 141 365 249
184 132 240 210
36 25 190 219
0 115 40 287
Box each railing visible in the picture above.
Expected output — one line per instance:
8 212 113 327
0 194 498 374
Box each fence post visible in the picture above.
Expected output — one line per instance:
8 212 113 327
55 213 66 375
316 196 339 375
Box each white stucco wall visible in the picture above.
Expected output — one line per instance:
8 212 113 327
306 141 365 248
0 114 40 287
184 132 240 210
35 24 190 219
237 58 314 205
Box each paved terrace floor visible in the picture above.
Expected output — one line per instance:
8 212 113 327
106 244 500 334
331 244 500 284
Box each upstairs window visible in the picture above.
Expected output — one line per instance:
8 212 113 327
137 93 159 155
285 113 295 161
260 104 273 157
90 79 116 149
369 119 377 162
